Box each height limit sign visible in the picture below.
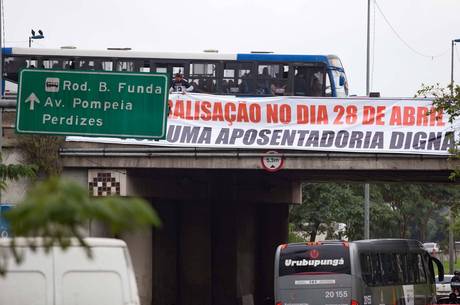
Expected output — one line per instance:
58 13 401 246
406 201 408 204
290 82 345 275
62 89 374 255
16 69 169 139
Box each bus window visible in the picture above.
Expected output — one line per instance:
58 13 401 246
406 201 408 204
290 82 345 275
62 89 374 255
102 61 113 71
93 60 103 71
238 63 255 95
78 60 96 70
42 59 60 69
4 57 26 82
172 66 184 75
155 64 187 78
360 254 373 285
139 60 150 73
191 78 216 94
395 253 406 283
360 253 383 286
293 66 326 97
156 67 167 73
223 63 239 94
416 253 427 283
406 253 427 284
190 63 215 77
325 71 332 96
332 70 347 97
63 60 75 70
293 67 308 96
380 253 400 285
26 59 38 69
256 64 282 95
267 64 288 96
190 62 217 94
370 253 382 286
116 61 134 71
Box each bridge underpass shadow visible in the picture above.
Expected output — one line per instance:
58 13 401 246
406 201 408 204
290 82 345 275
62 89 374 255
151 199 288 305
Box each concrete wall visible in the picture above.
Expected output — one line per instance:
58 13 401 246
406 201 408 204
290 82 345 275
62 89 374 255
152 201 179 305
150 199 289 305
236 204 257 304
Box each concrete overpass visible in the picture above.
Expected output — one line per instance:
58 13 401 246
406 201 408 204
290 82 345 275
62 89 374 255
61 143 459 183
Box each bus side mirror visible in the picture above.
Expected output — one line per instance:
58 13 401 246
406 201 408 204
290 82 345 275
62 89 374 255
339 74 346 87
432 256 444 282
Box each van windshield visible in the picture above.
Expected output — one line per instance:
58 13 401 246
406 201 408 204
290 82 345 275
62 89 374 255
279 243 350 276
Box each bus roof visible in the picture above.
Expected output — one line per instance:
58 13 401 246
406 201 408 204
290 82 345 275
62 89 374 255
353 239 424 251
3 47 337 65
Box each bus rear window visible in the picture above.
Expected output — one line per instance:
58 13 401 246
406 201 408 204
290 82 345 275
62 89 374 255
279 244 350 276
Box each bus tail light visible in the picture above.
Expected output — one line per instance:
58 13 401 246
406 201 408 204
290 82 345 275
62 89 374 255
276 302 283 305
351 299 359 305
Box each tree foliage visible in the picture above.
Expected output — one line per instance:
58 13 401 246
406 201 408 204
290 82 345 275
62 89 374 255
16 135 65 176
417 83 460 124
417 83 460 179
290 182 460 242
1 176 161 275
290 183 362 241
0 153 37 191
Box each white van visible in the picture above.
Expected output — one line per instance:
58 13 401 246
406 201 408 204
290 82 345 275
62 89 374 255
0 237 140 305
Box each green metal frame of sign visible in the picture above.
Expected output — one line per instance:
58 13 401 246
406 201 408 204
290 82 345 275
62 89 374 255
16 69 169 139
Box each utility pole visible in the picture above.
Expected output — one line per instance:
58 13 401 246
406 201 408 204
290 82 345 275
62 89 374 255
364 184 370 239
0 0 3 204
449 207 455 274
364 0 371 240
448 39 460 273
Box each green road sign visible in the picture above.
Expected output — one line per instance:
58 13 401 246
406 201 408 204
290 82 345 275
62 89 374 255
16 69 169 139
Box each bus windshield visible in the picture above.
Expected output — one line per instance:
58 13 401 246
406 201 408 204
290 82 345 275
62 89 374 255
279 243 350 276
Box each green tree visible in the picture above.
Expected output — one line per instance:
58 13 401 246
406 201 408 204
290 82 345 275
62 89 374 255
372 184 424 238
0 156 37 191
291 182 458 242
290 183 363 241
1 176 161 275
417 83 460 179
416 184 460 241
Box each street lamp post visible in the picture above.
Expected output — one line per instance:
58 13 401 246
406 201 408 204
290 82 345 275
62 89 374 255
364 0 372 240
29 29 44 48
449 38 460 275
451 39 460 96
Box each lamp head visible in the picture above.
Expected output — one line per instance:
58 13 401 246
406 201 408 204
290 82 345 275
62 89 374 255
454 38 460 43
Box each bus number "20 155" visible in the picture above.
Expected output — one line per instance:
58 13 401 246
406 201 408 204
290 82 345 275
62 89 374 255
325 290 348 298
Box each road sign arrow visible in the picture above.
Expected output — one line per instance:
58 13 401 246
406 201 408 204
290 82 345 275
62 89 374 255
25 92 40 111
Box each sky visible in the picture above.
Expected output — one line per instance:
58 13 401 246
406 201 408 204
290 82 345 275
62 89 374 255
3 0 460 97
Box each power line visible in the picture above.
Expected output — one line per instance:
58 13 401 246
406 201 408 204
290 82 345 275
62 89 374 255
374 1 449 59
